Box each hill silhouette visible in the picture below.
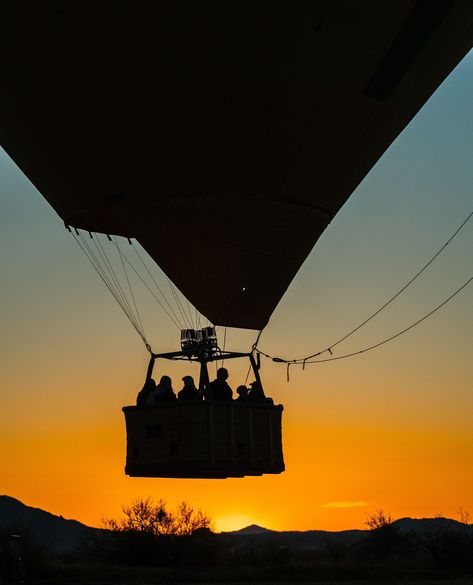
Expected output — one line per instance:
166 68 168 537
222 516 467 550
0 495 467 554
0 495 100 553
232 524 272 535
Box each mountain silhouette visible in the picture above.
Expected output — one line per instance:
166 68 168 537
222 517 467 550
394 517 465 532
0 495 100 553
223 525 364 549
232 524 272 535
1 495 467 554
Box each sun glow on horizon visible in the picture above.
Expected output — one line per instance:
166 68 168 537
215 514 259 533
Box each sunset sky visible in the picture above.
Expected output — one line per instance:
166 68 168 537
1 51 472 534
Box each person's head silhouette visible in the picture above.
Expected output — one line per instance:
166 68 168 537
159 375 172 388
182 375 195 388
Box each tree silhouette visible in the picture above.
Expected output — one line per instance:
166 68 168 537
103 498 211 536
365 509 393 530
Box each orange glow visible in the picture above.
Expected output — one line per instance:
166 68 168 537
215 515 258 533
1 300 473 531
2 385 472 531
1 52 473 531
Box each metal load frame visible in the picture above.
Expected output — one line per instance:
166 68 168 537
145 327 264 397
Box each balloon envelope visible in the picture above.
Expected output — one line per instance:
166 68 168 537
2 3 473 328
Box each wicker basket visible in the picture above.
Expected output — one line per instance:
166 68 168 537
123 401 284 478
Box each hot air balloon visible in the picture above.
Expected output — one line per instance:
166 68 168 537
1 3 473 478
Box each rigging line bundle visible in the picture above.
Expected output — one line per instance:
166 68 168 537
109 238 187 330
81 233 150 350
72 231 150 350
91 235 139 327
73 228 211 345
114 236 147 340
257 209 472 364
77 232 140 333
129 239 211 334
185 297 195 329
131 242 187 330
166 275 194 329
75 229 181 333
257 273 473 368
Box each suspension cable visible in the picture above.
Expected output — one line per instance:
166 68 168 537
257 274 473 366
252 330 262 352
244 362 252 385
110 240 182 330
245 330 262 384
130 242 186 330
83 234 147 345
221 327 227 369
185 297 195 329
132 240 207 331
166 276 193 329
92 236 143 334
78 232 140 334
113 236 147 342
94 236 131 311
72 231 151 351
259 210 472 364
320 210 473 355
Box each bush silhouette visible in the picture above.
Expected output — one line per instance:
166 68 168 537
103 498 211 536
356 510 416 563
82 498 215 566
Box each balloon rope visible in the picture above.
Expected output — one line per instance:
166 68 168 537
165 277 193 330
114 236 146 340
72 231 150 350
131 242 185 329
257 273 473 366
110 240 182 330
317 210 473 357
259 210 472 364
221 327 227 368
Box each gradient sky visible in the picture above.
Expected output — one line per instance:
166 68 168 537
1 51 472 533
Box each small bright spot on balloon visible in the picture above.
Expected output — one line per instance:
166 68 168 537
242 287 246 292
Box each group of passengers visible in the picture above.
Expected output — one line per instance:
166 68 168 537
136 367 272 406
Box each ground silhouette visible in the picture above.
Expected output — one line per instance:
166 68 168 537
2 496 473 583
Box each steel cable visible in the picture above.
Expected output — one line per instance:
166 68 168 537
257 274 473 366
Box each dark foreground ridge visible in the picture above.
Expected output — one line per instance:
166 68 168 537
0 495 101 553
223 517 468 550
0 495 467 552
2 496 473 584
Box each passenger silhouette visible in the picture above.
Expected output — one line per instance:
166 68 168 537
178 375 201 401
136 378 156 406
152 375 176 403
235 385 249 402
210 367 233 401
248 380 267 403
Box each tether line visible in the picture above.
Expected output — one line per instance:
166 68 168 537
257 274 473 366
